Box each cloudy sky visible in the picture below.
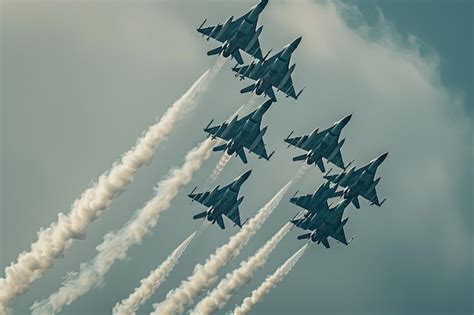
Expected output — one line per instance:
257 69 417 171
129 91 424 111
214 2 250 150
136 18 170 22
1 0 472 314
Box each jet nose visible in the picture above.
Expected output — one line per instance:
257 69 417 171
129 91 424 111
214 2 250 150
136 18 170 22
378 152 388 163
292 36 302 48
240 170 252 182
341 114 352 125
261 99 273 109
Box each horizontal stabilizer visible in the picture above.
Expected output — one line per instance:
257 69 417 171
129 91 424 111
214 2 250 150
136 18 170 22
233 50 244 65
216 215 225 229
352 197 360 209
238 149 248 164
193 211 207 220
207 46 223 56
267 87 277 102
316 159 325 173
213 144 227 152
293 154 308 162
241 84 256 94
297 233 311 240
322 238 330 248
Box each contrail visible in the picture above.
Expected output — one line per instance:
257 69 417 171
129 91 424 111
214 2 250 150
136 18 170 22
209 153 232 182
112 232 197 315
153 179 295 315
192 222 293 314
232 244 308 315
30 139 216 315
0 58 225 310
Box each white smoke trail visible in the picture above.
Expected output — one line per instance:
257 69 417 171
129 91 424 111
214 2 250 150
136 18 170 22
153 179 295 315
30 139 216 315
0 58 225 310
112 232 197 315
209 153 232 182
192 222 293 314
232 244 308 315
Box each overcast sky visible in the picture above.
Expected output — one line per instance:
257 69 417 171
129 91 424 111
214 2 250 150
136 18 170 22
1 0 472 314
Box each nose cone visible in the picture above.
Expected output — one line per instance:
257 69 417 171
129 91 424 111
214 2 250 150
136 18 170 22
261 99 273 111
340 114 352 126
378 152 388 163
291 36 302 49
238 170 252 183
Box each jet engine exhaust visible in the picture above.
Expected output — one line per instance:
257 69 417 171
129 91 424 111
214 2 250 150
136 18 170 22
209 153 232 182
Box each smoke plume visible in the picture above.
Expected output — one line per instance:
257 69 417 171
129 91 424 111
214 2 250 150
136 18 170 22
153 180 295 315
0 58 225 310
192 222 293 314
113 232 196 315
209 153 232 182
232 244 308 315
30 139 216 314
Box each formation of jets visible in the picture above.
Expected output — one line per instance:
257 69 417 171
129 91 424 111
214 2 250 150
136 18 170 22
192 0 389 249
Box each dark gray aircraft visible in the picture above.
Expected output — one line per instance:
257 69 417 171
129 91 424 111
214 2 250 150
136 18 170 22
324 153 388 209
189 170 251 229
290 181 342 219
232 37 304 101
292 199 352 248
197 0 268 64
285 114 352 172
204 99 275 163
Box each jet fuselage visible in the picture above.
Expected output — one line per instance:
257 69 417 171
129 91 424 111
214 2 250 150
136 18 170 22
222 0 267 58
254 37 301 96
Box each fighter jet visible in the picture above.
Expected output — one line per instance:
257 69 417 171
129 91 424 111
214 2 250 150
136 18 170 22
285 114 352 172
324 153 388 209
204 99 275 163
197 0 268 64
232 37 304 101
290 181 343 219
189 170 251 229
292 199 352 248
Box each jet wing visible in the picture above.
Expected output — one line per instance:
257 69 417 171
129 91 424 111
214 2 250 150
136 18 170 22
290 195 329 214
285 128 328 151
244 37 263 60
290 194 312 211
324 167 364 188
233 52 280 80
197 16 243 44
331 227 348 245
360 185 380 205
245 136 271 160
327 149 345 169
291 217 312 231
198 14 263 60
188 184 229 208
278 76 298 99
232 63 264 81
224 207 242 227
204 116 248 141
